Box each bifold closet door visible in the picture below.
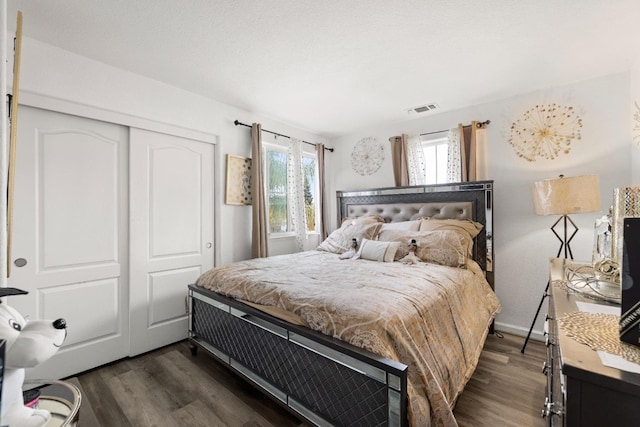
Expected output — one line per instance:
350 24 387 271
9 106 130 380
129 128 214 356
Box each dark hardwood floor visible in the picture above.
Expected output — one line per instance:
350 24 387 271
454 333 546 427
75 332 546 427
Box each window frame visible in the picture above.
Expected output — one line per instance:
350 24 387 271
419 133 449 185
301 152 320 236
263 142 291 236
262 138 320 238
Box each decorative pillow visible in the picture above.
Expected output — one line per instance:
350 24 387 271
341 214 386 224
354 239 400 262
418 218 483 255
378 220 420 235
377 229 468 267
378 220 421 241
317 217 383 254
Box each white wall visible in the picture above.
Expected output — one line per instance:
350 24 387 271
15 36 327 265
327 72 633 339
631 61 640 185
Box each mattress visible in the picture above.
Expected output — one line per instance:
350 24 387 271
195 250 501 426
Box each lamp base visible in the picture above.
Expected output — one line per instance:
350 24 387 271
522 215 579 353
551 215 578 259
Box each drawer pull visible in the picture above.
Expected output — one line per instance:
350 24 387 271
541 397 550 417
541 398 564 418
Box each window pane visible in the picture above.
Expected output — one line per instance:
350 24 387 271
267 150 288 233
423 145 437 184
303 157 317 232
436 143 448 183
421 137 449 185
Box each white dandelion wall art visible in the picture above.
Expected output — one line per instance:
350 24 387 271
509 103 583 162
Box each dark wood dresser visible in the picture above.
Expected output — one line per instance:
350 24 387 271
544 258 640 426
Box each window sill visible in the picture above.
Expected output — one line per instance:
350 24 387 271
269 232 319 239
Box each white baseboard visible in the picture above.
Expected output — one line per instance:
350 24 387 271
494 321 544 343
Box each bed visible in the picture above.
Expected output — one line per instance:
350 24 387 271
188 181 499 426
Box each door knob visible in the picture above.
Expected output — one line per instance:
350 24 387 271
14 258 27 267
206 242 212 249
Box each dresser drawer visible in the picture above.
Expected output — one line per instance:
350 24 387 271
543 293 565 426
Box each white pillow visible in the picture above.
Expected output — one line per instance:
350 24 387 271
354 239 400 262
379 220 420 232
418 218 483 256
317 217 383 254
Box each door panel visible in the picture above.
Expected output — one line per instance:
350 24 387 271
129 128 214 355
40 278 120 346
9 106 129 380
150 147 202 257
148 266 201 326
40 129 119 268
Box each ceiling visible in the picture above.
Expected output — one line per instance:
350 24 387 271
7 0 640 138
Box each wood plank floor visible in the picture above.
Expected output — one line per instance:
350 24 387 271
75 332 547 427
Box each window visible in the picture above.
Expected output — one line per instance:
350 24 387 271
302 155 317 233
266 148 288 233
420 134 448 185
264 141 319 235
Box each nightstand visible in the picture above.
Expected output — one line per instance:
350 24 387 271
543 258 640 426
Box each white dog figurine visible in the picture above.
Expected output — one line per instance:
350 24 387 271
0 288 67 427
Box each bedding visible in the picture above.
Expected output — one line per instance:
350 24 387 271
316 215 383 254
379 219 421 232
377 229 469 267
353 238 400 262
418 218 483 256
195 250 501 426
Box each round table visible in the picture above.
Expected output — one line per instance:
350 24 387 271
24 380 81 427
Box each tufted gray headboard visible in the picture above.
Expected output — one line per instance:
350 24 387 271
336 181 494 290
346 201 472 222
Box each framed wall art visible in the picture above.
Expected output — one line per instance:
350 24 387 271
225 154 252 205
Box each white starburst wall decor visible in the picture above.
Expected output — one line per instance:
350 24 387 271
509 103 583 162
351 137 384 176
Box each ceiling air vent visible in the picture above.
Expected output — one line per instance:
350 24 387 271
407 103 439 114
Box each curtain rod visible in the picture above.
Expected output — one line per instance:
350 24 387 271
420 120 491 137
234 120 334 152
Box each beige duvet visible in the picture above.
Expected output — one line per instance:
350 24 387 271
195 250 500 426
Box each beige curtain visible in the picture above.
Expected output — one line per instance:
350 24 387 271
475 125 489 180
389 134 409 186
251 123 268 258
458 121 489 182
316 143 329 240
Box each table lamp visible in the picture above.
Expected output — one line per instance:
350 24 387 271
531 174 601 259
522 174 601 353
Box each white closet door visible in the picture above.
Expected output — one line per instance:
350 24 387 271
129 128 214 356
9 106 129 380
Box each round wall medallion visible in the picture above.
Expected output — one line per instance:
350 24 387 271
351 137 384 176
509 103 583 162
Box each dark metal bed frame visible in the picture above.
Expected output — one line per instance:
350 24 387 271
188 181 494 427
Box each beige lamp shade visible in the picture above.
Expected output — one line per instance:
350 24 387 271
532 175 601 216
